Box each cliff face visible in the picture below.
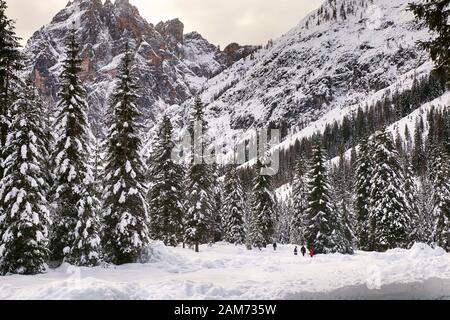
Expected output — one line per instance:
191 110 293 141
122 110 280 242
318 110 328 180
24 0 255 129
190 0 432 132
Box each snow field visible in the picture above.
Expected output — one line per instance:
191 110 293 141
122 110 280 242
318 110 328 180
0 242 448 300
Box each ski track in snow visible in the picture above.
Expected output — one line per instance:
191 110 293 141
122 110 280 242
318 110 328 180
0 243 449 300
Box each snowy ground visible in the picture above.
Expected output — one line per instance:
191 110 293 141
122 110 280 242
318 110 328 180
0 243 449 300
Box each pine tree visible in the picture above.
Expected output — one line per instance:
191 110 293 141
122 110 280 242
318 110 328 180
304 141 352 254
102 44 149 264
290 157 308 245
332 151 356 250
0 0 23 188
428 145 450 251
249 160 275 249
337 200 355 254
51 27 100 265
418 175 435 244
353 137 372 250
369 129 412 251
0 80 50 275
275 198 292 244
408 0 450 76
403 162 422 245
147 115 184 247
412 118 427 176
184 97 214 252
210 165 224 243
222 165 246 245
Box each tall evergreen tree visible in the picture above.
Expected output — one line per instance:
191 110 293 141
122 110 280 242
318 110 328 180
417 176 435 244
304 141 352 254
0 0 23 187
249 159 275 249
0 80 50 275
337 199 355 254
408 0 450 76
102 44 150 264
51 27 100 265
184 97 214 252
290 157 308 245
222 165 246 245
353 137 372 250
404 162 422 245
369 130 412 251
412 118 427 176
147 115 184 247
275 198 292 244
428 145 450 251
210 165 224 243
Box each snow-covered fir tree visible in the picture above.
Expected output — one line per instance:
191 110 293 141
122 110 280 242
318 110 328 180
417 175 435 244
102 44 150 264
222 165 246 245
147 115 185 247
331 152 355 253
403 163 422 245
409 0 450 76
368 129 412 252
275 197 291 244
210 165 224 243
184 97 214 252
0 0 23 183
428 144 450 252
290 157 308 245
249 159 275 249
353 137 372 250
0 80 50 275
412 118 427 176
304 141 352 254
51 26 101 265
67 171 101 267
335 199 355 254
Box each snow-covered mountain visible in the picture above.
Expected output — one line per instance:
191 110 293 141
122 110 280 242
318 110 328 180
184 0 438 141
24 0 255 129
24 0 447 144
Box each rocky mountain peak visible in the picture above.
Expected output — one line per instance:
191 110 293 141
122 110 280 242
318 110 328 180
24 0 255 132
156 18 184 44
114 0 141 17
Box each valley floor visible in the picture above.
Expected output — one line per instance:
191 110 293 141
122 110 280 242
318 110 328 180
0 243 449 300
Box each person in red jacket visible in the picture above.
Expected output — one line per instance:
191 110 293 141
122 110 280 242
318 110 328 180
309 248 315 258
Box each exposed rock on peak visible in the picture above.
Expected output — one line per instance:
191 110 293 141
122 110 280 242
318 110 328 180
24 0 255 131
223 42 257 66
156 18 184 44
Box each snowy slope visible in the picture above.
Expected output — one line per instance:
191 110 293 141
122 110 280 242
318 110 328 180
274 91 450 200
0 242 449 300
199 0 432 128
171 0 441 163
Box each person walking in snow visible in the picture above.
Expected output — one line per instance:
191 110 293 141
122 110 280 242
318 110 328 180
294 246 298 256
309 248 315 258
301 246 307 257
273 242 277 251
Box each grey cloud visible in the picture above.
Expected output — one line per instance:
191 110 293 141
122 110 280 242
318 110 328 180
6 0 322 47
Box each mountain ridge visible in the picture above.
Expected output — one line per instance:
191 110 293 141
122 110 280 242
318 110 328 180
24 0 256 131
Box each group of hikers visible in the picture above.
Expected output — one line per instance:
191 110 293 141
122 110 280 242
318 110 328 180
271 243 315 258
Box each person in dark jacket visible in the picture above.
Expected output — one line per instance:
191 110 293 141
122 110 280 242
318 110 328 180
294 246 298 256
273 242 277 251
300 246 307 257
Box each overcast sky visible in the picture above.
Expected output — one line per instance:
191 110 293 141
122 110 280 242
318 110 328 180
5 0 322 47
